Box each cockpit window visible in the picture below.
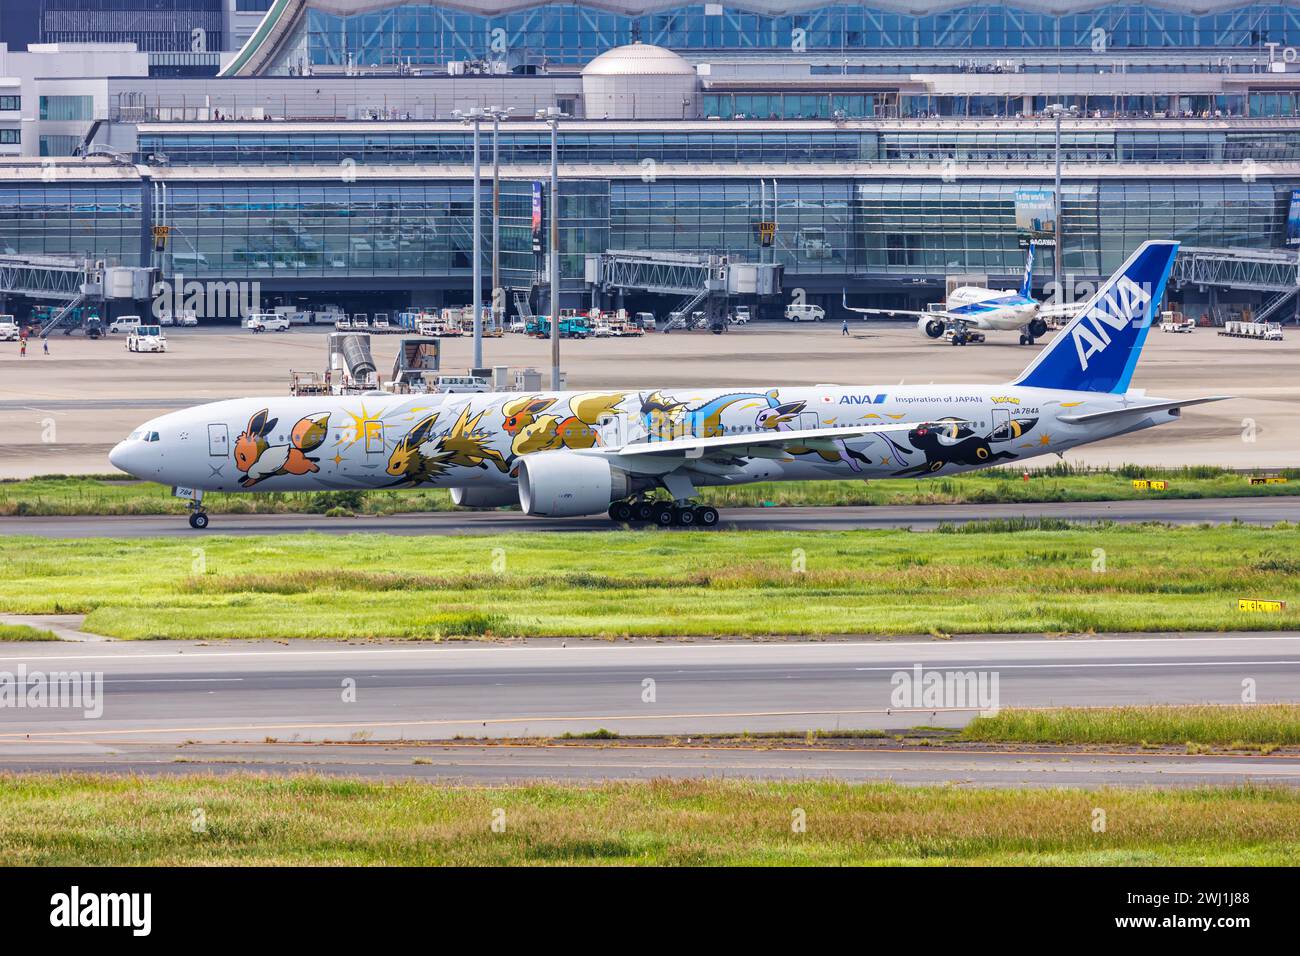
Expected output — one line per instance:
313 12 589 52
128 430 144 440
148 431 160 442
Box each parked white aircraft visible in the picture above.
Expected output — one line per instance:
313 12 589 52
112 241 1222 530
843 246 1081 345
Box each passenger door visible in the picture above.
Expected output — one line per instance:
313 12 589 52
990 407 1012 441
207 423 229 457
595 412 624 448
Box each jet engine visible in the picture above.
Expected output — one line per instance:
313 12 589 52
1028 318 1048 339
917 316 945 339
517 451 634 517
450 486 519 509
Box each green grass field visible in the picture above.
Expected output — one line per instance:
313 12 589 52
2 465 1297 517
962 705 1300 749
0 524 1296 639
1 775 1296 865
0 624 56 642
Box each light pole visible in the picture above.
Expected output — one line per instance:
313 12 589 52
455 107 487 369
1045 103 1065 291
487 107 513 335
537 106 567 390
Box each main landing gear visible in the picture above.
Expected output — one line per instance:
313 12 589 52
608 498 720 529
1020 318 1049 345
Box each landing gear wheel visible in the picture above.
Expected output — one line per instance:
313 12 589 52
188 512 209 530
695 505 720 527
634 500 657 523
673 506 697 527
1019 334 1029 345
609 500 634 523
652 503 675 527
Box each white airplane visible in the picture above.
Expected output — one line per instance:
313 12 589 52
112 241 1224 530
843 246 1081 345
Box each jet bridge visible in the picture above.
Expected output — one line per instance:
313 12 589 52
1172 246 1300 323
0 254 91 302
586 249 782 328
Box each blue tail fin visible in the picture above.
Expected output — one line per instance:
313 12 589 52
1013 240 1178 394
1018 245 1035 298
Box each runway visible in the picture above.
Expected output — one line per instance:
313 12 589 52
3 495 1298 537
1 634 1297 784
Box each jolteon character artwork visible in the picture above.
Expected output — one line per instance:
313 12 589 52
234 409 330 487
501 392 626 459
387 405 510 484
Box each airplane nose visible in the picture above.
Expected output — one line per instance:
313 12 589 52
110 439 143 477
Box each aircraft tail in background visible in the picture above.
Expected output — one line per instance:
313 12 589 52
1018 245 1035 299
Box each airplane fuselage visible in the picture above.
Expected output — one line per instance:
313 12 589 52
109 382 1171 500
945 286 1041 330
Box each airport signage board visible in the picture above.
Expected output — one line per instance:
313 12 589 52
1014 188 1056 249
1247 476 1289 485
1237 599 1287 613
1131 479 1168 491
531 181 543 252
1287 189 1300 245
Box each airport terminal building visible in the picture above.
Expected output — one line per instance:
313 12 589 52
5 0 1300 318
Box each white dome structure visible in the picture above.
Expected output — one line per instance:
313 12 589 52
583 42 696 78
581 42 698 120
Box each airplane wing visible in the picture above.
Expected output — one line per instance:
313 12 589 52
600 420 956 465
842 291 950 321
1036 302 1086 320
843 305 953 320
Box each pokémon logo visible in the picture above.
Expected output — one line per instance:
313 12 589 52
989 396 1020 405
1071 276 1152 371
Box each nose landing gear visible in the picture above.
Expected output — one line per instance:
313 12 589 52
184 490 209 530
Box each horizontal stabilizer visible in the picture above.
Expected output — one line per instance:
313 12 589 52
1057 395 1231 424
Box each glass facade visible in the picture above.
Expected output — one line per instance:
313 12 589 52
0 183 141 261
40 0 224 53
159 180 541 284
3 175 1288 283
303 3 1300 68
39 95 95 122
138 127 1300 168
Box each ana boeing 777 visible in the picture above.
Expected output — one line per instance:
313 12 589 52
111 241 1224 529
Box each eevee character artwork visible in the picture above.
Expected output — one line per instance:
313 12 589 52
233 408 331 487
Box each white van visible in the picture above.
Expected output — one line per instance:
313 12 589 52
434 374 491 393
127 324 167 353
0 315 18 341
245 312 290 333
158 309 198 327
109 316 141 334
785 303 825 322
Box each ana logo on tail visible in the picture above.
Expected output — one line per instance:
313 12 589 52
1070 275 1152 371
